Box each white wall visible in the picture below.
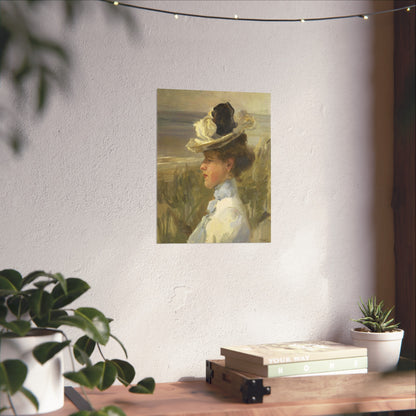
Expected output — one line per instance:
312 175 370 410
0 1 394 382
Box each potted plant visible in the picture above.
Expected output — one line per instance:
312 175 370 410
351 296 404 372
0 269 155 416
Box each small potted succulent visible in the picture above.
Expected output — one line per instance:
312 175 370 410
351 296 404 372
0 269 155 416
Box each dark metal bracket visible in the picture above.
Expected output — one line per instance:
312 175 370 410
206 360 214 383
240 378 271 403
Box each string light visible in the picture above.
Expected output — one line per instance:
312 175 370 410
99 0 415 23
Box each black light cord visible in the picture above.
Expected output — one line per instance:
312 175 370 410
99 0 415 23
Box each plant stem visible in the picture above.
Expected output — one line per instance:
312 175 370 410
17 297 22 320
97 343 106 361
7 393 17 416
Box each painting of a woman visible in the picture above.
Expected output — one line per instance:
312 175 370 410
186 102 256 243
157 89 270 244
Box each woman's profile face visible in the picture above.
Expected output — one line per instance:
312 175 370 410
200 151 233 189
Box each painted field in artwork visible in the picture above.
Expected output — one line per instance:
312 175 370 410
157 89 271 244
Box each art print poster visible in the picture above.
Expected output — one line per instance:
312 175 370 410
157 89 270 244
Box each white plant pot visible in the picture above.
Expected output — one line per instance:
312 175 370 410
350 328 404 372
0 329 64 415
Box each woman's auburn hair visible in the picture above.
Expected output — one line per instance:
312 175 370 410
207 133 255 179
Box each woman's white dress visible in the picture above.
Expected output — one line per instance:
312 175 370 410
187 179 250 243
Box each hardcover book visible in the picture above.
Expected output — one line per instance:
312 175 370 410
224 355 368 377
220 341 367 366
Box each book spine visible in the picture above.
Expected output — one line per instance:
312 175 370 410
220 346 368 365
225 356 368 377
267 356 368 377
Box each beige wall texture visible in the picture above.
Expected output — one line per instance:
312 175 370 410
0 1 395 382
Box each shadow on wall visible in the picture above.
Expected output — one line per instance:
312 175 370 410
322 2 396 345
371 5 395 308
391 0 415 360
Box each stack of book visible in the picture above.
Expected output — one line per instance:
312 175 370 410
220 340 368 378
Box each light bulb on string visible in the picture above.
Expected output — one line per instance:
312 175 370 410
100 1 416 23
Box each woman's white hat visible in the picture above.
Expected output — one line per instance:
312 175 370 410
186 102 256 153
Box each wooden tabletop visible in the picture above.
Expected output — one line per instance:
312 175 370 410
50 370 415 416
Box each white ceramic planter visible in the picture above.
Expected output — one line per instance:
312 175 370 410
0 329 64 415
351 328 404 372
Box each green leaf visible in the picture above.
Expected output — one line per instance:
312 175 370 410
97 406 127 416
29 290 53 326
33 280 55 290
73 349 92 368
29 289 53 317
7 295 30 318
52 273 67 294
45 309 67 327
19 386 39 411
51 278 90 309
0 303 7 321
12 56 33 85
69 407 126 416
22 270 51 287
74 308 110 345
110 359 135 386
64 366 102 389
94 361 117 391
128 377 155 394
384 306 394 321
54 310 109 346
0 270 22 291
0 276 19 296
33 340 70 364
0 359 27 395
23 271 68 294
74 335 96 365
355 296 400 332
37 67 48 113
68 412 91 416
52 315 90 333
0 319 31 336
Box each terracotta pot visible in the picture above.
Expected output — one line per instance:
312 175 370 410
350 328 404 372
0 329 64 415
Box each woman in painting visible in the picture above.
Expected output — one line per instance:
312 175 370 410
185 102 256 243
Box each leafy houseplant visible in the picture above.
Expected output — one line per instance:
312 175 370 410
0 269 155 416
351 296 404 372
352 296 400 333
